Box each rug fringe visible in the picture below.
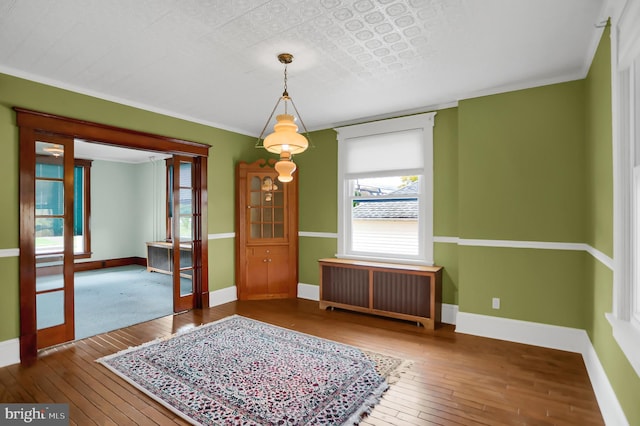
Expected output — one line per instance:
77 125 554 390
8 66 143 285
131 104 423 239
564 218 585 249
344 380 389 425
386 358 414 385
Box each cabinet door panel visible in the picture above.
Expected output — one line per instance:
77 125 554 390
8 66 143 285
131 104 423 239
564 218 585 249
267 250 291 296
246 248 269 298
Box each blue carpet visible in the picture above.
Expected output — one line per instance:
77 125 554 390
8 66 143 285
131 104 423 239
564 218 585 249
36 265 175 339
74 265 174 339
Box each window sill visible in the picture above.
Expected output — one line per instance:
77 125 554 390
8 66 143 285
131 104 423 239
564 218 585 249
606 313 640 377
335 253 433 267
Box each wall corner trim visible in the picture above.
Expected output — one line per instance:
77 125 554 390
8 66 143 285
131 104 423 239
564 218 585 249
207 233 235 240
298 232 338 239
0 248 19 258
209 285 238 307
456 312 628 426
0 338 20 368
441 303 458 325
298 283 320 301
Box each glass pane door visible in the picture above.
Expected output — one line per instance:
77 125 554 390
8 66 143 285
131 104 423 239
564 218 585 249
248 173 286 242
34 137 75 348
172 156 195 312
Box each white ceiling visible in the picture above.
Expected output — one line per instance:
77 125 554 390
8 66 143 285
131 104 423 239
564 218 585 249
74 140 171 164
0 0 607 137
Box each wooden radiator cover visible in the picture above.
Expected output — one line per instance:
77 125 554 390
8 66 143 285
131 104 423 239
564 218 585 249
318 258 442 330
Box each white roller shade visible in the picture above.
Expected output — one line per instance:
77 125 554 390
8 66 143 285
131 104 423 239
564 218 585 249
344 128 423 175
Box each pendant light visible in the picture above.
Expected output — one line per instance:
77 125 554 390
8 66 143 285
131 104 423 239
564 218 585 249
256 53 310 182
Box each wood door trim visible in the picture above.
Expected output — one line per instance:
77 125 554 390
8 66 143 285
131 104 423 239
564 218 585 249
16 108 210 364
14 108 210 157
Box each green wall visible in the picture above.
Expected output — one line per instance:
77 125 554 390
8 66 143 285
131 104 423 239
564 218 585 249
458 81 587 243
296 128 338 234
456 80 588 325
584 25 640 424
433 107 460 305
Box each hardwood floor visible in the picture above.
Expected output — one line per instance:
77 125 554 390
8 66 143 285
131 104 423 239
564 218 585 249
0 299 603 425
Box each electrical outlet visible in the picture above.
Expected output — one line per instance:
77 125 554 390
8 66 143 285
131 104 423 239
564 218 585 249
492 297 500 309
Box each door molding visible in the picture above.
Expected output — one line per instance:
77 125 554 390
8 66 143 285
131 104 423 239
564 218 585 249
16 108 210 364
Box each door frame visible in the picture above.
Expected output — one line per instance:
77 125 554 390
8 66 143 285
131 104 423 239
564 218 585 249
16 108 210 364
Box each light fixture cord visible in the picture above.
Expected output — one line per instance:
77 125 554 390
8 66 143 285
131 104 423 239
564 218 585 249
282 64 289 114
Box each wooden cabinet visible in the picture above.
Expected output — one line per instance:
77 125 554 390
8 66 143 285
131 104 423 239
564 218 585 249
236 159 298 300
318 258 443 329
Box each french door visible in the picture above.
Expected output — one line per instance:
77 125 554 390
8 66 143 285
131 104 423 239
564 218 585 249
17 108 210 364
170 155 200 312
27 132 76 351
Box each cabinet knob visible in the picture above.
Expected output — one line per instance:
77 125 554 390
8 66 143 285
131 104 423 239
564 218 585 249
266 249 270 254
263 258 268 263
268 258 272 262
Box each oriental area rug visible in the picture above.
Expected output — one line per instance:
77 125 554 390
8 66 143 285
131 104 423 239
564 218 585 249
97 315 410 425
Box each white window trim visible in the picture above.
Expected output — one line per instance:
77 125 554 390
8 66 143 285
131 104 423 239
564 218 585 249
610 0 640 377
335 112 436 265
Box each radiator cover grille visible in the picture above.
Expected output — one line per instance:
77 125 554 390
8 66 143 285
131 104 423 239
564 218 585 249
321 266 369 308
372 271 430 317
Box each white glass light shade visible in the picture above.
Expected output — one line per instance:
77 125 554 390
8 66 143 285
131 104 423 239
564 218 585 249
275 159 296 183
263 114 309 155
43 144 64 157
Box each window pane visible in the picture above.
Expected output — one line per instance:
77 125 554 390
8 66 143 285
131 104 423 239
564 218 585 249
350 176 420 197
351 200 419 256
635 167 640 322
36 217 64 254
180 162 192 187
167 165 174 218
36 180 64 215
250 176 261 191
37 290 65 329
35 162 63 179
36 260 63 292
74 166 83 236
179 216 192 241
349 176 421 257
179 188 192 215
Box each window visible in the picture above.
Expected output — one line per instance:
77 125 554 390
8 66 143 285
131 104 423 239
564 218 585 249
35 156 92 258
610 0 640 377
632 58 640 327
335 112 436 265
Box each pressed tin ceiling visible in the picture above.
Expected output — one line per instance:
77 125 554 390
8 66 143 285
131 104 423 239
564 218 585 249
0 0 606 137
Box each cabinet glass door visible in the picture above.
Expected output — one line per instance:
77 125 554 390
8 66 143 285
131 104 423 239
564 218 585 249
248 173 286 241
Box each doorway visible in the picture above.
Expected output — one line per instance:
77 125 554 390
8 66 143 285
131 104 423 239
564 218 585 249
17 108 210 364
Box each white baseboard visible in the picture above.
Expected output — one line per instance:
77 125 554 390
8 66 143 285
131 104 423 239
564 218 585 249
209 286 238 307
441 303 458 325
298 286 459 325
0 338 20 368
456 312 589 353
456 311 628 426
298 283 320 301
582 339 629 425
